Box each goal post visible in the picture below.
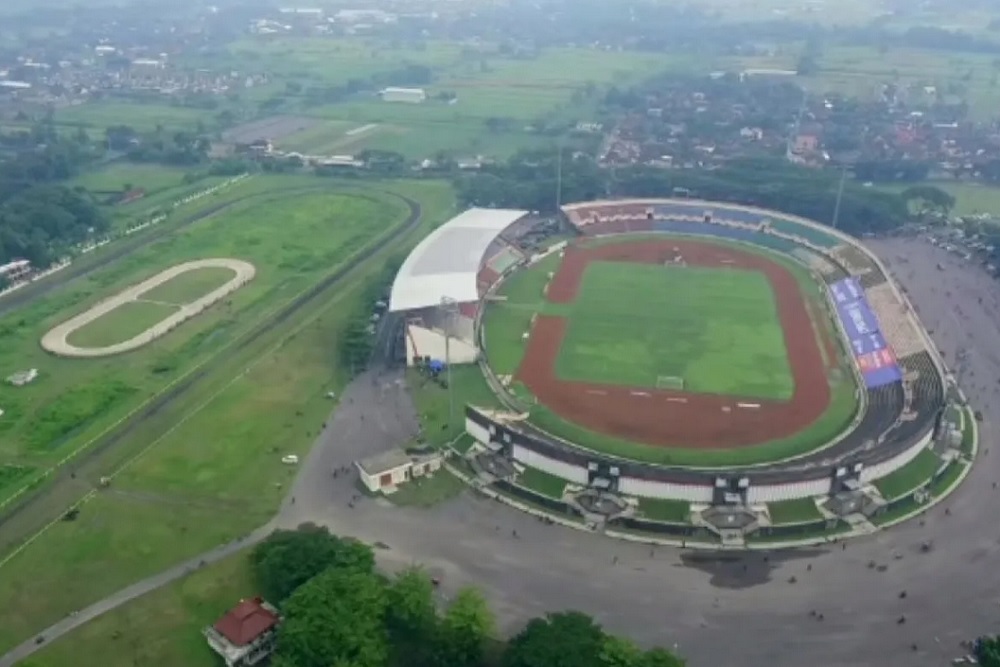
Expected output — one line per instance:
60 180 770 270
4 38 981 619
656 375 685 391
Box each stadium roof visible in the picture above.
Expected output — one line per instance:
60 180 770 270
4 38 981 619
389 207 527 312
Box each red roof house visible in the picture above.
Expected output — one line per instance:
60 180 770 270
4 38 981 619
205 597 280 666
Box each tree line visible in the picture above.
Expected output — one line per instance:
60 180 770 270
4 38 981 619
251 525 685 667
0 120 107 267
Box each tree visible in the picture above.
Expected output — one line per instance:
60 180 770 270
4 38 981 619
503 612 606 667
250 524 375 603
436 587 495 667
274 567 390 667
385 569 438 666
976 636 1000 667
900 184 955 217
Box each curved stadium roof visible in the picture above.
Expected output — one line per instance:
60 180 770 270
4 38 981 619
389 207 527 312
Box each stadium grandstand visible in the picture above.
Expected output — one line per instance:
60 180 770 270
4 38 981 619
389 207 538 366
460 197 949 537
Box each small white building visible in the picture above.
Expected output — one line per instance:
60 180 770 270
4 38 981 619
380 87 426 104
356 449 444 493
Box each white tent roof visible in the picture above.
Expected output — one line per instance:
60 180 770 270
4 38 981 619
389 207 527 312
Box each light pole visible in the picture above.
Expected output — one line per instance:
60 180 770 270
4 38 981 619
440 296 459 430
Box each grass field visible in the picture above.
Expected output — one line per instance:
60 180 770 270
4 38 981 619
553 262 794 399
483 234 860 467
719 45 1000 122
64 300 180 349
139 266 237 304
516 466 567 498
55 101 212 132
0 177 458 654
768 497 823 524
385 469 466 507
636 497 690 523
25 550 255 667
873 448 941 500
406 366 502 446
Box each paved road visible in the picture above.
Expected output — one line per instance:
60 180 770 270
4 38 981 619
5 235 1000 667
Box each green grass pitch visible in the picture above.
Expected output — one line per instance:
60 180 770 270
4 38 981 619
553 261 794 400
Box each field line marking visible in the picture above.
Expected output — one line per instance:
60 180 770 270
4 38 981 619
0 197 413 515
0 241 372 574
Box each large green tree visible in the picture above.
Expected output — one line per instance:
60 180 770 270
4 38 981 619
385 569 438 666
503 612 607 667
274 567 390 667
437 587 496 667
251 524 375 603
503 611 683 667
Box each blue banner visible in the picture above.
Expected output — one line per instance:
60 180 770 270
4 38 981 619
836 299 881 339
830 277 864 305
828 278 902 389
848 331 890 356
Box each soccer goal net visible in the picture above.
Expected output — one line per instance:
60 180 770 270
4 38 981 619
656 375 685 390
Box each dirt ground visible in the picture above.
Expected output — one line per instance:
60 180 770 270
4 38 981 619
516 238 831 448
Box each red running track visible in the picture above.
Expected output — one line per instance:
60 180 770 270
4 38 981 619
515 238 832 449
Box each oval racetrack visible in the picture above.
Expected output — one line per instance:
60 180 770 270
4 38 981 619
40 258 255 358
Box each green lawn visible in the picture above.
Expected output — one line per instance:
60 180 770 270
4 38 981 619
553 262 794 399
636 497 690 523
25 550 256 667
768 497 823 524
873 448 941 500
70 163 190 195
139 267 237 305
385 469 466 507
961 407 976 457
55 101 213 132
0 178 458 654
929 460 967 498
516 466 567 499
64 300 179 349
407 365 502 446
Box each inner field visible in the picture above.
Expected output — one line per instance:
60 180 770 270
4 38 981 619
553 261 794 400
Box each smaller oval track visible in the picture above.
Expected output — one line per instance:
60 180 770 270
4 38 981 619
40 258 255 358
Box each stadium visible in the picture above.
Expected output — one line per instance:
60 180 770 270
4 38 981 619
388 199 958 545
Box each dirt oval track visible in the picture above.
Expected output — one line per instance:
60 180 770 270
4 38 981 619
40 258 255 358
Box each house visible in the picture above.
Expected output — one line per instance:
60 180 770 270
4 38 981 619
380 87 426 103
356 449 444 493
793 133 820 153
204 597 281 667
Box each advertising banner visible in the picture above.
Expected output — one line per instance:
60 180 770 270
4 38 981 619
835 299 881 340
827 278 903 389
829 277 865 305
848 331 889 357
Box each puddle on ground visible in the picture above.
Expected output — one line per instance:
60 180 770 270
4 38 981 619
678 548 827 589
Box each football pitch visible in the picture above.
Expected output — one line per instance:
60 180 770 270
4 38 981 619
552 261 794 400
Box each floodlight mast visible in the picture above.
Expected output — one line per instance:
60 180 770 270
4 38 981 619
440 296 460 430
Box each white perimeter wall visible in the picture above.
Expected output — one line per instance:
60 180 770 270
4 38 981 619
511 444 589 485
465 416 936 503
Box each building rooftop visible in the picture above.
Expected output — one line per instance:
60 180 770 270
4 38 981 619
388 207 528 312
357 449 413 476
212 597 279 646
